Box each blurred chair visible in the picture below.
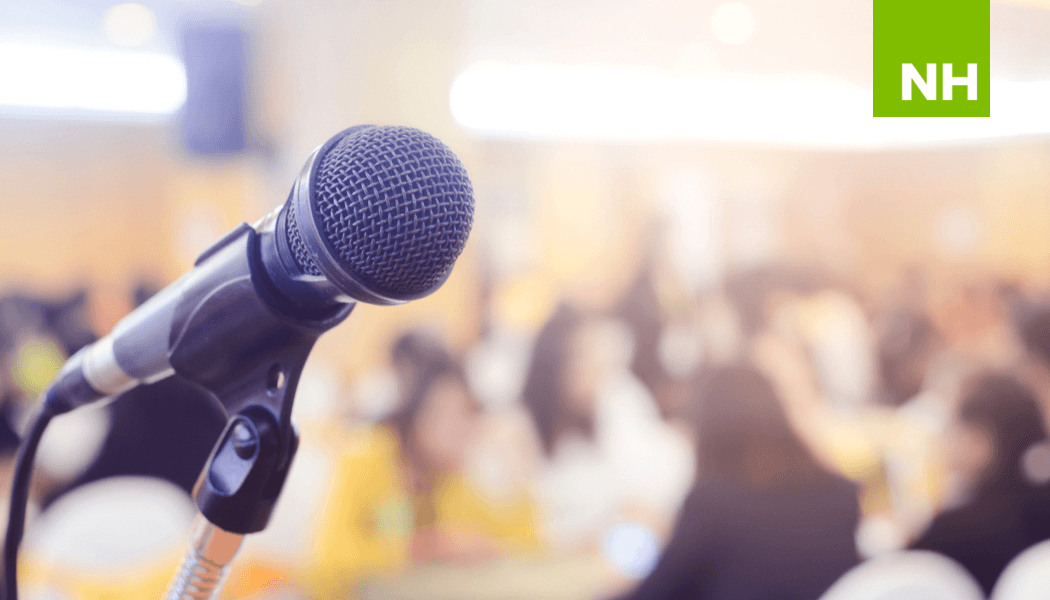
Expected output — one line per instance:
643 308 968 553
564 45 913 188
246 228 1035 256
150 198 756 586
990 539 1050 600
24 476 196 600
820 551 984 600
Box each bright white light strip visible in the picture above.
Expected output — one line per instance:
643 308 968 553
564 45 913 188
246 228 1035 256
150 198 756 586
0 43 186 116
450 63 1050 149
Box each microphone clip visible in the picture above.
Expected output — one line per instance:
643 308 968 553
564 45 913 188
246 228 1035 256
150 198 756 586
166 222 352 533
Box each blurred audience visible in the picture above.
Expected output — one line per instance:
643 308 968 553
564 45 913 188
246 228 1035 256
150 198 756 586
0 290 99 506
18 264 1050 600
618 365 860 600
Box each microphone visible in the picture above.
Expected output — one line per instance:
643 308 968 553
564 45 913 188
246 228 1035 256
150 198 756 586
45 124 474 413
3 125 472 600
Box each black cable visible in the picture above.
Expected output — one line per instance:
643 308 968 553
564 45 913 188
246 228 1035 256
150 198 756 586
3 400 56 600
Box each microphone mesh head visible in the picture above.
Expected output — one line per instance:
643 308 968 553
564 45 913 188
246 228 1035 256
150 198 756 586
287 203 322 276
290 126 475 300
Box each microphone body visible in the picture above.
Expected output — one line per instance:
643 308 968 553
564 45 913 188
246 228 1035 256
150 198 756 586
52 218 352 414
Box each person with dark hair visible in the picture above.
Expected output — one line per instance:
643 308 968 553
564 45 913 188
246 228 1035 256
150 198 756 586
912 373 1050 594
384 357 483 509
875 308 944 408
618 365 861 600
306 351 539 599
522 303 694 551
521 303 593 457
1016 307 1050 383
615 261 672 414
391 330 450 383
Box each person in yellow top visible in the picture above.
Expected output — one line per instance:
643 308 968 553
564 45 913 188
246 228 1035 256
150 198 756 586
304 353 540 599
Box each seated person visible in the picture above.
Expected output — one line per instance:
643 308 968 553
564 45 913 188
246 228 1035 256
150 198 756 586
618 365 861 600
912 373 1050 594
304 354 540 599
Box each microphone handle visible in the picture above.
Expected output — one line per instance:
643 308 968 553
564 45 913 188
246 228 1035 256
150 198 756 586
48 219 354 413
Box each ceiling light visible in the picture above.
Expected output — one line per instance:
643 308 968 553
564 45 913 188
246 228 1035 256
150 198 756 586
0 43 186 117
450 62 1050 149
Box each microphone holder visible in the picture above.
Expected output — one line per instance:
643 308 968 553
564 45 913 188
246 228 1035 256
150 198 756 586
157 223 354 599
163 347 307 600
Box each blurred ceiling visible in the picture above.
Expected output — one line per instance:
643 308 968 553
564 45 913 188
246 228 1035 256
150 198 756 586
461 0 1050 86
1000 0 1050 8
991 1 1050 80
0 0 250 53
0 0 1046 89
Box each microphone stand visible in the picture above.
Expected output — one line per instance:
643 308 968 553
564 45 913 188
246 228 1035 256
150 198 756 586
155 224 354 599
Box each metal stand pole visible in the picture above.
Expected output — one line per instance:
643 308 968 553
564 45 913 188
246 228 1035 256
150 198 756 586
165 517 245 600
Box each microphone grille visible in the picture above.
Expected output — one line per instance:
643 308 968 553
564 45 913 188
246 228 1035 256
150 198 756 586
309 126 474 300
287 201 322 277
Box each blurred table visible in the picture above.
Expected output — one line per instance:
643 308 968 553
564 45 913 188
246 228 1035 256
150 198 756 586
362 554 611 600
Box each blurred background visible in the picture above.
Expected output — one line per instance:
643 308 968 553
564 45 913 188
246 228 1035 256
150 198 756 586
2 0 1050 599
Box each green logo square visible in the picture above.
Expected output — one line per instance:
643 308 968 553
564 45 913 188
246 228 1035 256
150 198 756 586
873 0 990 117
